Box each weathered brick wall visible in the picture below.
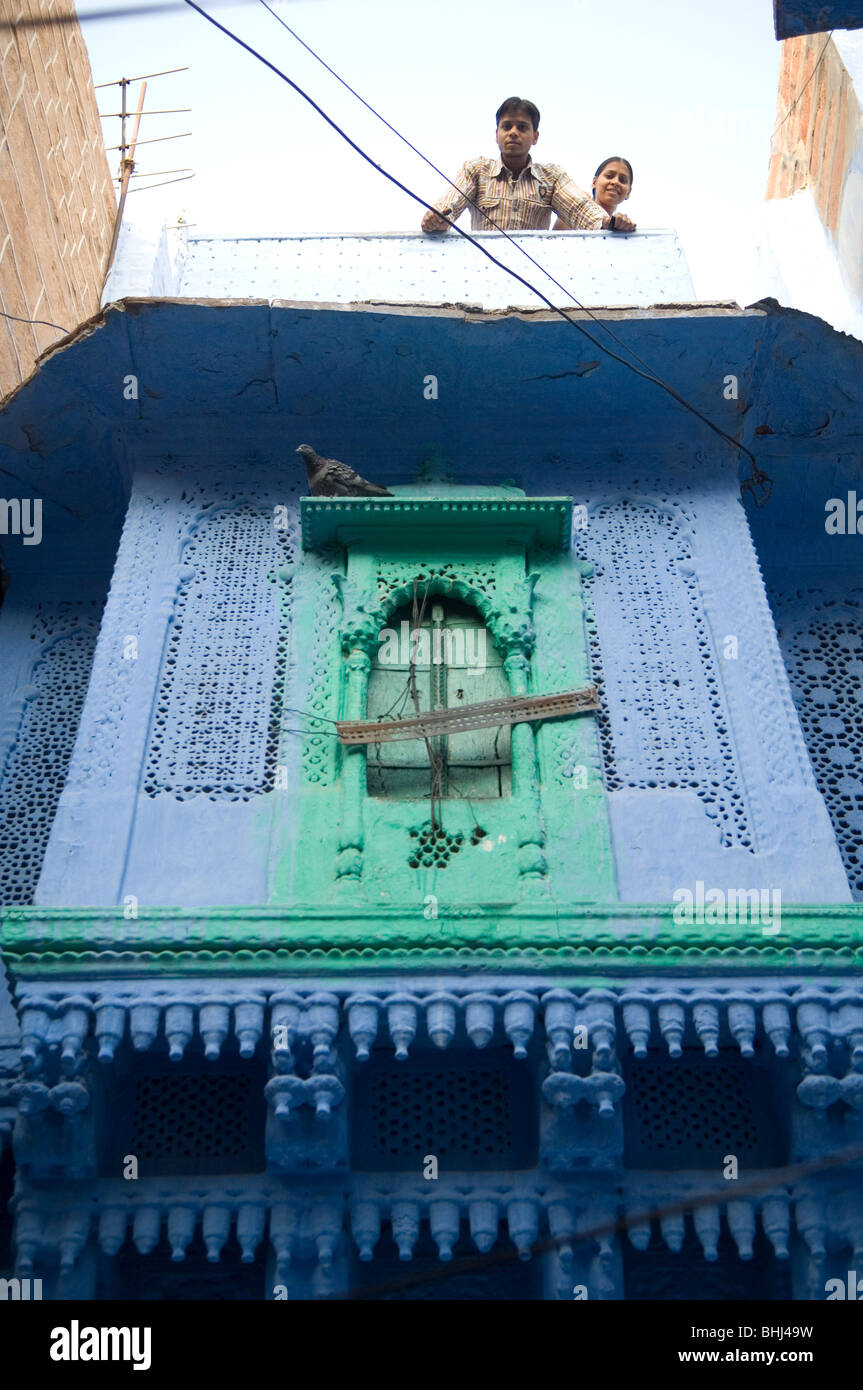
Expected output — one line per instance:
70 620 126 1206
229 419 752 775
766 33 860 241
0 0 115 400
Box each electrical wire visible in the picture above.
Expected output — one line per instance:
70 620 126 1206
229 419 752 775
184 0 772 505
770 30 834 145
0 308 70 334
340 1137 863 1300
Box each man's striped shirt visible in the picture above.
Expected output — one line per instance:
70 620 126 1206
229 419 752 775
428 154 605 232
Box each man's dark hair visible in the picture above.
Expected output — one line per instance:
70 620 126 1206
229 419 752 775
594 156 634 187
495 97 540 131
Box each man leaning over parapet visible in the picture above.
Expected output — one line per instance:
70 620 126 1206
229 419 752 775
421 96 634 235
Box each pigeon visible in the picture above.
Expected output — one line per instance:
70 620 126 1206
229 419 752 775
296 444 392 498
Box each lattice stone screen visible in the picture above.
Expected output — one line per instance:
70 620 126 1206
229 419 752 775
143 505 292 801
580 500 752 849
0 605 101 905
772 591 863 900
622 1052 785 1170
352 1050 537 1170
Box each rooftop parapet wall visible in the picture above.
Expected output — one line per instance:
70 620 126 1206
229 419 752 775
103 228 695 311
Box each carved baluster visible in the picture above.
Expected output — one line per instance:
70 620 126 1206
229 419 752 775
345 994 381 1061
621 996 651 1057
19 1006 51 1071
264 1075 306 1121
98 1206 128 1256
469 1199 499 1253
95 1004 127 1063
727 1000 756 1057
237 1203 266 1263
270 1203 300 1279
59 1208 90 1274
425 993 458 1050
761 1195 791 1258
197 1002 231 1061
165 1003 194 1062
391 1201 421 1261
657 998 685 1057
660 1212 685 1253
796 993 831 1068
502 991 537 1059
167 1205 197 1261
834 996 863 1071
762 998 791 1057
132 1206 161 1255
233 998 265 1058
627 1218 651 1251
727 1200 755 1260
270 992 302 1071
15 1207 43 1274
464 992 497 1049
58 998 91 1074
693 1206 720 1261
203 1205 231 1263
542 989 577 1069
548 1202 575 1270
308 1074 344 1119
351 1201 381 1261
692 999 720 1056
581 990 617 1067
386 993 419 1060
129 1002 160 1052
430 1201 461 1261
304 992 340 1070
507 1199 539 1260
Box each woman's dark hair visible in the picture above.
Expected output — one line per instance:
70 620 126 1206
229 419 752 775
594 156 634 186
495 97 540 131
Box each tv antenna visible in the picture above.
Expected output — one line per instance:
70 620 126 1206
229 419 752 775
98 67 193 283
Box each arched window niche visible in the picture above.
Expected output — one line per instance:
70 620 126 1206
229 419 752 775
366 595 513 801
300 489 577 896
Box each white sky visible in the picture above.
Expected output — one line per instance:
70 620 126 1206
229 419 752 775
80 0 783 302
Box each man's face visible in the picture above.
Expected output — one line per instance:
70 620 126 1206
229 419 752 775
496 110 538 160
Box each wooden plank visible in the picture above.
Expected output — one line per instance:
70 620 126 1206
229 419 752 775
336 685 600 745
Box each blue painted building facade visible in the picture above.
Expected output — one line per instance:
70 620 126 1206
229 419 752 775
0 231 862 1300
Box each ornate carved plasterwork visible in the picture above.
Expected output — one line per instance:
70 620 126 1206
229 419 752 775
576 492 753 849
334 562 539 660
770 584 863 899
0 605 102 906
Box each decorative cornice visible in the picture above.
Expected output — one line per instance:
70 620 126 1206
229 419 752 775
301 496 573 552
3 904 863 976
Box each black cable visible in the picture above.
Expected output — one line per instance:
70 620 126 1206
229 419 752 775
0 308 69 334
341 1137 863 1299
184 0 771 505
770 31 834 144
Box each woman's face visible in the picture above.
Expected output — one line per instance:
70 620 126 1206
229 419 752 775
592 160 632 213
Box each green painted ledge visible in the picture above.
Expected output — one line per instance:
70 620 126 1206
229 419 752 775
2 904 863 977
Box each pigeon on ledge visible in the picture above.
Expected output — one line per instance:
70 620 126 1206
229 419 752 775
297 444 392 497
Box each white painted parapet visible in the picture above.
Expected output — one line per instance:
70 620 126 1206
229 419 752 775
105 227 695 309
